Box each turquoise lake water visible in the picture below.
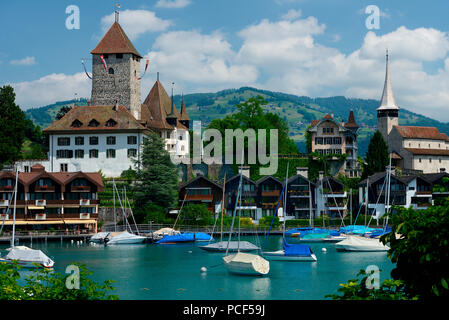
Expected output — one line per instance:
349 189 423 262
0 235 394 300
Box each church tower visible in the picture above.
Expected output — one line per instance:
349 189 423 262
90 12 142 120
377 50 399 144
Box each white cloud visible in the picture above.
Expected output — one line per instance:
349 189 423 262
141 30 258 95
8 73 90 109
10 56 37 66
101 10 172 40
282 9 302 20
155 0 191 9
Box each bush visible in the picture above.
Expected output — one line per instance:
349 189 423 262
178 204 214 226
258 216 280 228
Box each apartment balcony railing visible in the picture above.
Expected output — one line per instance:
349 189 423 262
185 194 213 202
0 185 14 192
0 199 9 207
261 190 280 197
71 185 91 192
35 185 55 192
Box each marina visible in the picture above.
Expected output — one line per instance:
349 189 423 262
0 235 394 300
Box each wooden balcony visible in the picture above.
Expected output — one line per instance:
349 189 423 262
261 190 280 197
35 185 56 192
0 185 14 192
0 199 9 207
185 194 213 202
71 186 91 192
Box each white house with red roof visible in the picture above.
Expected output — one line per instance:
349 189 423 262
377 52 449 174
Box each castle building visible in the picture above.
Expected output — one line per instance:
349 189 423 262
36 15 189 177
307 111 361 177
377 52 449 174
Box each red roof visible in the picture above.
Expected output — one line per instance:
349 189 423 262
394 126 449 141
344 110 359 128
323 114 333 119
91 22 142 58
405 148 449 156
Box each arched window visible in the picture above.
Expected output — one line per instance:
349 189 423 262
108 68 114 75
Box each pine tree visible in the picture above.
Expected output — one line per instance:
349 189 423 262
133 132 179 220
0 85 26 166
363 130 389 178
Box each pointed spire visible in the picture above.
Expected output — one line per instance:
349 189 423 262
180 93 190 121
377 49 399 111
344 109 359 129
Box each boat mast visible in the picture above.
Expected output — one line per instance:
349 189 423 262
113 178 116 232
283 162 289 239
11 166 19 248
220 173 226 243
385 153 392 228
309 180 313 228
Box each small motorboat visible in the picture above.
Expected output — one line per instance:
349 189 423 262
89 232 110 243
105 231 147 245
262 240 317 262
0 246 54 269
335 235 389 252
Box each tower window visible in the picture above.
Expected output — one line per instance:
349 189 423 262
116 53 123 59
108 68 114 75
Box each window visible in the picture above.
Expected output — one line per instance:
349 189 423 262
75 150 84 158
333 137 342 144
71 119 83 128
116 53 123 59
105 119 117 127
128 136 137 144
128 149 137 158
88 119 99 127
429 158 432 163
439 158 442 163
75 137 84 145
57 137 70 146
181 146 185 151
89 149 98 158
419 158 422 163
89 136 98 145
315 137 323 145
106 136 116 145
24 166 29 173
108 68 114 75
56 150 73 159
103 54 108 59
60 164 68 172
106 149 116 158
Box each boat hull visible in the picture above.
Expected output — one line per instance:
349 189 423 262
0 257 54 269
335 236 389 252
107 237 146 245
222 252 269 276
262 250 317 261
298 236 346 243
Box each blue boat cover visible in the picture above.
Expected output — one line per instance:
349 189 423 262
285 227 313 236
193 232 214 241
283 239 313 256
286 227 340 237
369 227 392 238
156 233 195 244
339 225 377 234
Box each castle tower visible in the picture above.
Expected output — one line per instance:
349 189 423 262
90 14 142 120
179 94 190 129
377 50 399 144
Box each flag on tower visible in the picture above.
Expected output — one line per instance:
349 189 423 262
100 54 108 73
137 59 150 80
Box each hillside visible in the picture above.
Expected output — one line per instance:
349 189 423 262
24 87 449 157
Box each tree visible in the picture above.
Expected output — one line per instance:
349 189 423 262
0 85 26 166
177 204 214 226
133 132 178 220
56 105 72 120
0 262 118 300
380 203 449 299
363 130 388 178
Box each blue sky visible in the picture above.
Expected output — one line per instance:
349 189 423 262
2 0 449 121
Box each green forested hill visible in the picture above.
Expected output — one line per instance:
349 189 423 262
24 87 449 157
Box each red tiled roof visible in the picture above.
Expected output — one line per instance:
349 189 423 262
344 110 359 128
405 148 449 156
141 81 188 131
323 114 333 119
394 126 449 141
43 105 149 133
310 120 319 127
91 22 142 58
180 98 190 121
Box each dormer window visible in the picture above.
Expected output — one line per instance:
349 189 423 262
105 119 117 127
71 119 83 128
88 119 99 127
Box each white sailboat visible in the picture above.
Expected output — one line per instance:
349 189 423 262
262 163 317 262
335 156 392 252
222 164 269 276
0 168 54 268
104 181 146 245
200 173 260 253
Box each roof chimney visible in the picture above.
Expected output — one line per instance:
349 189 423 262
238 166 250 179
296 167 308 179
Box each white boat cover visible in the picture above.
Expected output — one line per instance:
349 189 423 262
152 228 180 237
200 241 259 252
4 246 54 266
223 252 270 275
90 232 109 241
335 235 389 251
107 231 146 243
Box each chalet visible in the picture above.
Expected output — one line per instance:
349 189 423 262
285 168 316 220
256 175 283 219
315 173 347 218
0 164 103 232
224 167 258 220
178 175 223 213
